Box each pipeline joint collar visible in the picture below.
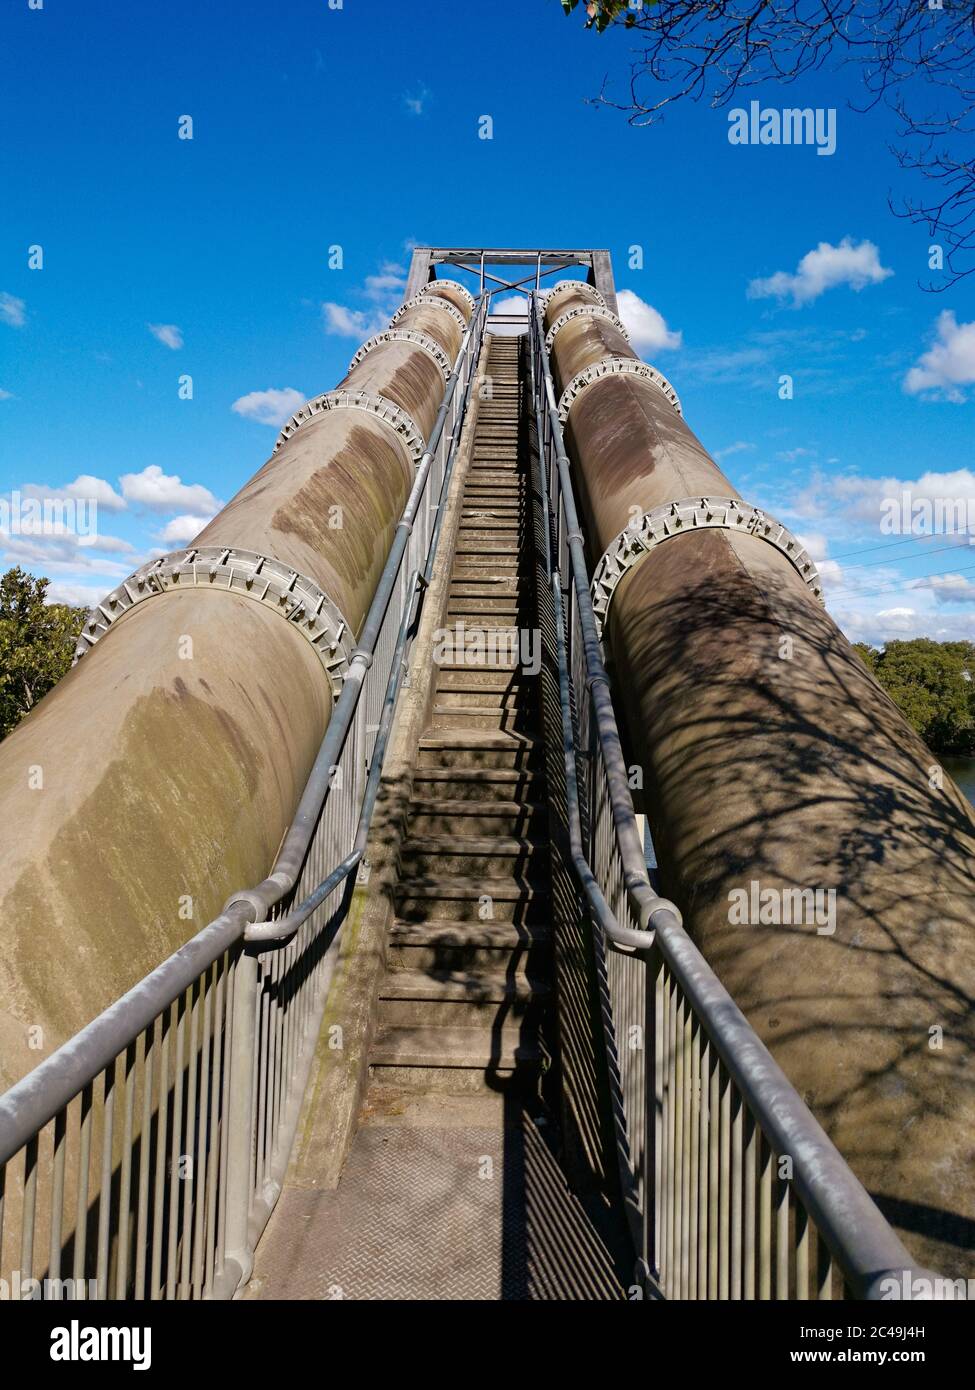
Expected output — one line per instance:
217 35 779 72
544 305 630 353
417 278 477 316
390 293 467 335
73 545 357 700
558 356 682 421
348 329 451 383
591 496 824 634
273 389 426 467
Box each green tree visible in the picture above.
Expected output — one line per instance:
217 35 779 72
862 638 975 755
0 568 87 739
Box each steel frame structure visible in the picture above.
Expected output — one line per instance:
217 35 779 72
405 245 619 316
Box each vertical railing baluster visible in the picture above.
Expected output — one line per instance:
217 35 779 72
116 1043 136 1298
72 1082 94 1297
96 1060 116 1298
49 1108 68 1293
796 1202 810 1300
743 1109 756 1300
758 1132 772 1301
20 1134 38 1288
775 1158 790 1300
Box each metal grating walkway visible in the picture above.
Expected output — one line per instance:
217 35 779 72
247 1104 627 1301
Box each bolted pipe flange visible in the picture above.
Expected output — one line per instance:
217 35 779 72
541 280 606 310
273 389 426 466
557 355 682 421
73 545 356 698
348 328 451 383
544 305 630 352
417 278 476 317
390 293 467 335
591 497 824 633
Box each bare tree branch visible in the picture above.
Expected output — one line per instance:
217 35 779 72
562 0 975 287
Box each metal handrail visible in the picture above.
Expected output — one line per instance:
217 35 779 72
528 307 670 954
0 296 489 1300
531 299 677 942
528 292 933 1300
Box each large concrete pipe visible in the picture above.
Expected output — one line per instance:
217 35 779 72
544 281 975 1278
0 282 473 1093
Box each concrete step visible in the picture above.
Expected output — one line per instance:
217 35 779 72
410 766 543 801
400 834 548 877
408 798 547 837
446 596 526 613
388 917 551 968
436 661 536 683
428 705 536 733
449 579 528 597
381 966 545 1003
434 667 535 691
395 875 547 923
371 1023 539 1072
379 995 541 1029
431 686 530 707
417 730 543 770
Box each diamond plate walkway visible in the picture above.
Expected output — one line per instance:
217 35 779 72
247 1095 627 1300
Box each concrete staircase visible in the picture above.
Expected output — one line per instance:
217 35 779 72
370 334 553 1093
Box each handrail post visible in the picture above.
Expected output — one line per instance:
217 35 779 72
221 944 259 1294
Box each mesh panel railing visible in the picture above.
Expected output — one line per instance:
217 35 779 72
0 295 488 1301
529 292 936 1301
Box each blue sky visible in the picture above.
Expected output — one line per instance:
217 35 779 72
1 0 973 645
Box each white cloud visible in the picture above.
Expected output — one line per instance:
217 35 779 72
713 441 754 462
908 572 975 605
486 295 528 335
159 513 215 545
748 238 893 307
0 389 13 401
322 302 389 339
0 292 26 328
364 268 406 301
795 466 975 534
0 533 133 577
21 474 127 512
44 581 108 608
903 311 975 401
120 465 221 514
830 601 975 645
404 85 430 116
231 387 306 427
84 534 136 554
148 323 184 350
616 290 682 352
323 258 413 340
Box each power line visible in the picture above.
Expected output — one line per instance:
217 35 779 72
837 538 975 571
826 526 975 562
827 558 975 602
